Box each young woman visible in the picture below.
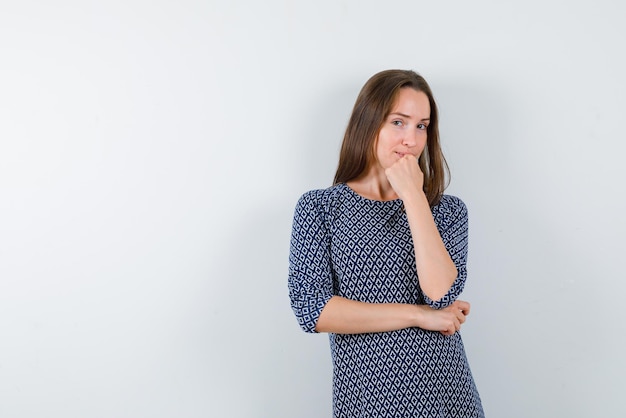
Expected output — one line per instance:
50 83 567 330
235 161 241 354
288 70 484 417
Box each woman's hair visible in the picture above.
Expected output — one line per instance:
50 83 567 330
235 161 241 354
333 69 449 206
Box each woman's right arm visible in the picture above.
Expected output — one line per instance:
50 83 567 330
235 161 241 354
315 296 470 336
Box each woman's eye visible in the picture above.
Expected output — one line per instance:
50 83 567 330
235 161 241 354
392 120 403 127
417 123 428 130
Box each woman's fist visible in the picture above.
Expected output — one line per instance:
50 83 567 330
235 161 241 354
384 154 424 200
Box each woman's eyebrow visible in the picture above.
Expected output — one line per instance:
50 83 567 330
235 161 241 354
389 112 430 122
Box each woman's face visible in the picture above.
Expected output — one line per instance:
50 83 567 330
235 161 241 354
374 87 430 170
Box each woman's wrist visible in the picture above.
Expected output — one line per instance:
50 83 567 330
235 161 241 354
410 304 427 328
400 188 428 209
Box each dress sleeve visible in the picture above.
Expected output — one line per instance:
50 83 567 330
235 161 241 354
423 196 469 309
288 191 335 333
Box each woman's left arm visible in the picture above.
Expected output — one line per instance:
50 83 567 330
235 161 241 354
386 155 465 305
403 191 465 304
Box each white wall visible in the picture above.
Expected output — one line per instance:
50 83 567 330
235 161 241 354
1 1 625 417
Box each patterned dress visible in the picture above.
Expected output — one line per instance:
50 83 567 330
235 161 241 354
288 183 484 417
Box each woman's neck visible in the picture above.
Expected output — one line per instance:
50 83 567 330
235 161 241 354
346 168 398 201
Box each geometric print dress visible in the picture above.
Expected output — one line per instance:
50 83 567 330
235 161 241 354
288 183 484 417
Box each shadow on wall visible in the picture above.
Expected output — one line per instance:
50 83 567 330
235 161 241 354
429 79 529 414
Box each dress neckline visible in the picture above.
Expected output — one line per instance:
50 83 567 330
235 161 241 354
340 183 403 204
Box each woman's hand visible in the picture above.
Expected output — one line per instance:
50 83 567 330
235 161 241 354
385 154 424 200
416 300 470 336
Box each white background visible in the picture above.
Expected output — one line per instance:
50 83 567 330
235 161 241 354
1 1 625 417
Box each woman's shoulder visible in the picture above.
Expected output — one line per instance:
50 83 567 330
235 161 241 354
436 194 466 209
432 194 468 219
296 184 346 207
293 184 347 225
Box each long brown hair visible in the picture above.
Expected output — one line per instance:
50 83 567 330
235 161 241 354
333 69 449 206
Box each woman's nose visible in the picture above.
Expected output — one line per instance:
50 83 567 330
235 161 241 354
402 130 418 147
